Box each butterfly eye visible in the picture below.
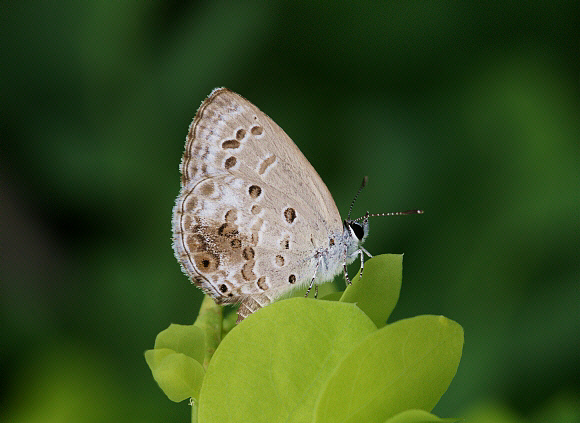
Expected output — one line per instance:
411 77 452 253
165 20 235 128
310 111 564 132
349 222 365 241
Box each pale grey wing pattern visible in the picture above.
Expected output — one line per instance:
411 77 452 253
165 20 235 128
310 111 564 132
173 88 343 321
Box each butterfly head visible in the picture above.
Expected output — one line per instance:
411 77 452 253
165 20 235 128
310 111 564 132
342 213 370 261
344 215 369 244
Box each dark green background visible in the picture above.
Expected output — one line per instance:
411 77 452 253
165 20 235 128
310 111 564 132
2 2 578 422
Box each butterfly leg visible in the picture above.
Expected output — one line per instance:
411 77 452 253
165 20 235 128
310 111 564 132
361 246 373 258
305 260 320 298
343 261 352 285
358 246 373 279
358 249 366 279
342 245 352 285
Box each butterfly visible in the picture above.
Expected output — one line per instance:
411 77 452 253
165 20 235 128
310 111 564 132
172 88 421 322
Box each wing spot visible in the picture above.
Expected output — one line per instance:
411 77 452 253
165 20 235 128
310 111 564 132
242 246 255 260
194 252 219 273
222 139 240 149
235 129 246 140
242 261 256 281
225 209 237 223
224 156 237 169
284 207 297 224
258 155 276 175
231 239 242 248
219 284 228 293
257 276 268 291
275 255 285 267
183 195 197 212
218 223 238 237
251 204 262 215
288 274 296 284
251 125 263 135
249 185 262 198
199 181 214 196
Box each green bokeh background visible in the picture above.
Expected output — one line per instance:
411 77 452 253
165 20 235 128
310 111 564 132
2 2 578 422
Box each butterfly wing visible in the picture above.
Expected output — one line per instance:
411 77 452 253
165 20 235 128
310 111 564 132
172 88 343 321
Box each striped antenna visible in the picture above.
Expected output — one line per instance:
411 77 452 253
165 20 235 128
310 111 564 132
353 209 424 223
347 176 368 220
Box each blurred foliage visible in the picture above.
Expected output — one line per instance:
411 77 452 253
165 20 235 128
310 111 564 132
1 2 578 422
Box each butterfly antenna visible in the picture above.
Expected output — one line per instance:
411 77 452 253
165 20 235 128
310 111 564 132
353 209 424 222
347 176 368 220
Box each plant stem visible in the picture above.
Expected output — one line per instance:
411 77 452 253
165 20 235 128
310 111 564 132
193 295 223 369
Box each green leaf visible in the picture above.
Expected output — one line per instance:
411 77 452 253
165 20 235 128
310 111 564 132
145 347 174 369
320 291 344 301
314 315 464 423
198 297 377 423
154 323 205 364
340 254 403 327
145 349 205 403
384 409 462 423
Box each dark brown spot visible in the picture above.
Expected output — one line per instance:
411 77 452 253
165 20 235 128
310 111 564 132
289 274 296 284
225 156 237 169
275 255 285 267
201 163 208 175
329 238 335 246
284 207 296 224
199 181 214 196
222 139 240 149
258 155 276 175
194 252 219 273
242 246 255 260
219 284 228 293
251 205 262 215
230 239 242 248
218 223 238 237
242 261 256 281
235 129 246 140
283 239 290 249
257 276 268 291
225 209 237 223
249 185 262 198
251 125 263 135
